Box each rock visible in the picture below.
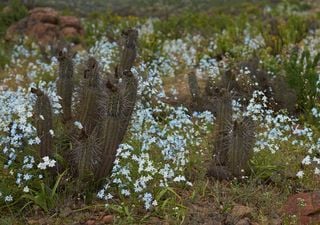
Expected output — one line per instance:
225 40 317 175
85 219 96 225
235 217 251 225
231 204 253 218
5 7 83 45
29 7 59 24
282 192 320 225
61 27 79 39
102 215 113 224
26 23 60 44
59 16 82 30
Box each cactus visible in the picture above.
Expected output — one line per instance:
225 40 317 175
31 88 53 158
95 29 138 179
226 117 255 177
188 71 201 102
72 57 103 179
213 88 233 166
76 57 102 135
95 81 123 178
57 46 74 122
72 129 102 180
117 29 138 77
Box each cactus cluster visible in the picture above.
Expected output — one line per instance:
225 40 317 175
187 67 256 180
32 29 139 185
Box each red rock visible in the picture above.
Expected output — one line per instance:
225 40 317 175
5 7 83 45
5 18 28 41
29 11 58 24
27 23 59 44
85 219 96 225
28 7 58 24
29 7 57 15
282 192 320 225
59 16 82 30
60 27 79 38
102 215 113 224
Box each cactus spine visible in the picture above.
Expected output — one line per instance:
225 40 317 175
31 88 53 158
57 47 74 122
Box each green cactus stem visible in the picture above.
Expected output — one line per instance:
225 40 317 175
188 71 201 102
95 29 139 180
117 29 138 77
57 47 74 122
31 88 53 158
77 57 102 135
226 117 255 177
213 88 233 166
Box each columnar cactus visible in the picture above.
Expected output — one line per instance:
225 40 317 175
72 57 103 179
226 117 255 177
95 29 139 179
77 57 102 135
208 89 255 179
31 88 53 158
95 81 123 179
57 46 74 122
118 29 138 77
188 71 201 102
213 88 233 166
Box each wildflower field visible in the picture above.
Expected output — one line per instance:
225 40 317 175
1 0 320 224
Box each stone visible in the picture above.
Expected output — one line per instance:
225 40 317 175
235 217 251 225
28 7 59 24
5 7 83 45
61 27 79 38
231 204 253 218
85 219 96 225
282 192 320 225
102 215 113 224
26 23 59 44
59 16 82 30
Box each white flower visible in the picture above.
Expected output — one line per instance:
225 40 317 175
296 171 304 178
121 189 131 196
152 200 158 207
5 195 13 202
23 186 30 193
173 175 186 182
97 190 105 199
23 173 32 181
105 193 113 200
37 162 47 170
302 155 311 165
48 159 56 167
49 129 54 137
42 156 49 162
74 121 83 130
